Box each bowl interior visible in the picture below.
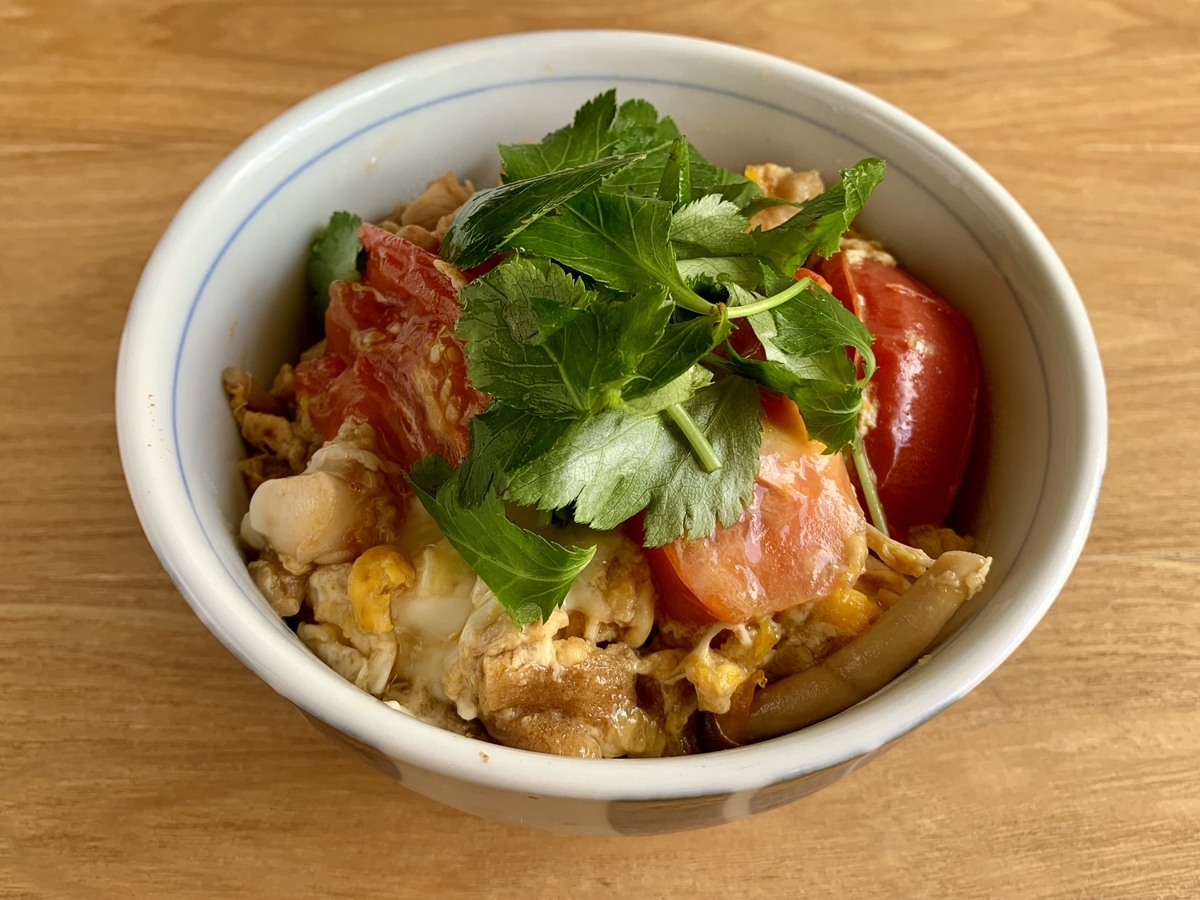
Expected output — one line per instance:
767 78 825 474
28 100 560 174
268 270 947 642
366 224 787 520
118 32 1102 802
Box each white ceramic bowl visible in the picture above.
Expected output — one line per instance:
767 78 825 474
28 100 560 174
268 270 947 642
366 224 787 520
116 31 1106 834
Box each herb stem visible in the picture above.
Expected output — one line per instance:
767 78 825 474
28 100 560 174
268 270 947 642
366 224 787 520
666 403 723 472
851 432 890 535
726 277 812 319
673 284 720 316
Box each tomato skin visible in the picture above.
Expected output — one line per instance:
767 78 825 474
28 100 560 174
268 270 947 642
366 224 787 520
637 399 867 627
817 252 980 540
625 514 719 625
293 225 488 471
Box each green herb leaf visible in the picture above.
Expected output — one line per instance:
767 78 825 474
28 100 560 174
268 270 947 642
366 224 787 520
677 256 767 293
655 137 692 208
726 347 863 450
498 92 621 181
441 153 644 268
497 90 757 209
621 310 733 401
670 194 755 258
622 365 713 415
726 281 876 450
509 191 710 311
752 281 876 373
611 98 665 151
456 257 672 415
408 455 596 626
751 158 885 272
307 211 363 313
499 91 679 182
687 155 763 207
455 405 577 505
506 375 762 546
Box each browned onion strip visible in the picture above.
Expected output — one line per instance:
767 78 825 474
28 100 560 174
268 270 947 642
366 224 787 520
710 551 991 746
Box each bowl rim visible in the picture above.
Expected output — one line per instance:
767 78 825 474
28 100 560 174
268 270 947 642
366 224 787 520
116 29 1107 801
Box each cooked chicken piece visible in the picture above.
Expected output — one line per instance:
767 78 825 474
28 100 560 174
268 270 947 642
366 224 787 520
298 622 372 687
223 367 318 474
246 471 372 567
379 221 440 251
302 564 398 696
380 173 473 249
248 549 309 617
237 453 295 496
839 232 897 267
908 524 975 558
744 163 826 231
866 524 935 577
388 172 474 232
444 587 660 759
854 554 914 611
432 212 457 242
240 421 404 568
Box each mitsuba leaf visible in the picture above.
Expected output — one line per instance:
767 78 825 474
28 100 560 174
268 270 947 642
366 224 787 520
655 137 692 209
441 153 644 268
510 191 682 295
498 92 621 181
499 91 680 183
611 98 664 151
307 211 363 314
506 376 762 546
670 195 755 259
751 280 876 375
687 155 763 207
496 90 759 210
726 281 877 451
622 310 733 401
456 257 672 415
455 405 577 506
751 158 885 272
725 348 863 450
408 455 595 627
621 365 713 415
677 256 766 292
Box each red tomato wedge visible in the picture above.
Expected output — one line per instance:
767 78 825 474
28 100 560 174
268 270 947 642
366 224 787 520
636 396 867 626
293 223 488 471
817 252 980 540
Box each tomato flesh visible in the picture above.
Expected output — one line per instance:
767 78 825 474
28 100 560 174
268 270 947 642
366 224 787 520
640 398 867 626
293 223 488 471
817 252 980 540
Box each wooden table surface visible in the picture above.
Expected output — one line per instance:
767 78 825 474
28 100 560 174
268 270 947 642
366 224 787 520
3 1 1198 897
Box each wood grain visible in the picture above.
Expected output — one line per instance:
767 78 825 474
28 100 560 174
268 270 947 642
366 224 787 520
1 1 1198 897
